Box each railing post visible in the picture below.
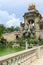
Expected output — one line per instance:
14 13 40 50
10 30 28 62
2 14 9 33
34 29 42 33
36 46 40 59
6 61 9 65
0 63 3 65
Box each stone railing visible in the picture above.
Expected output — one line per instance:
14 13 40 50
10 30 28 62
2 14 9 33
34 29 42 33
0 46 43 65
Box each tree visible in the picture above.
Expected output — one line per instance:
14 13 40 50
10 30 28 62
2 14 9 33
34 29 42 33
14 27 20 31
16 37 25 47
10 26 14 32
5 26 15 33
0 24 5 36
0 37 7 46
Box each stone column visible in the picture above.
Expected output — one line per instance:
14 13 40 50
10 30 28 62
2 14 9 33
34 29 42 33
29 21 32 29
26 39 28 50
35 17 40 38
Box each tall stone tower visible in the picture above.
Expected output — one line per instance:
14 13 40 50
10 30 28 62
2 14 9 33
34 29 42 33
20 4 42 38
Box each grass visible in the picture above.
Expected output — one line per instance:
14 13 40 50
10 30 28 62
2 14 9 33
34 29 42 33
0 41 43 57
0 47 25 56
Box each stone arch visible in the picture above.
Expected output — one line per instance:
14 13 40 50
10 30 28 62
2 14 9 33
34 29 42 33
28 19 34 24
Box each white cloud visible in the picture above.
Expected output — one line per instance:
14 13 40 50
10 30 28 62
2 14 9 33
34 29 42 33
6 16 21 27
0 10 21 27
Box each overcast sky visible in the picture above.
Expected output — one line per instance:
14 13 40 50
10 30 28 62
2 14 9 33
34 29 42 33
0 0 43 27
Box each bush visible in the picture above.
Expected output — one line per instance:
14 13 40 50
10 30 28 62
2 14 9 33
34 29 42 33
8 41 14 47
0 37 7 47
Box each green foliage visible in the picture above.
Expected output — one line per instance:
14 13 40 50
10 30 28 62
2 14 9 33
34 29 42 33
15 37 25 47
5 26 15 33
28 39 34 44
0 37 7 46
14 27 20 31
8 41 14 47
38 40 43 45
0 24 5 36
0 24 20 35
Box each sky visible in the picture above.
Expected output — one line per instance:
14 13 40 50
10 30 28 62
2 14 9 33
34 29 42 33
0 0 43 27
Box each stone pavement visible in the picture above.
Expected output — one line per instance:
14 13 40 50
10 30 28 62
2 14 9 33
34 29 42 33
30 55 43 65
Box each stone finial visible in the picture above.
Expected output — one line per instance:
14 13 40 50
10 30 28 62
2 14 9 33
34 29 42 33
28 3 35 9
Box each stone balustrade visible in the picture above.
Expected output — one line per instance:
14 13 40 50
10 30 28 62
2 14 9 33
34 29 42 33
0 46 43 65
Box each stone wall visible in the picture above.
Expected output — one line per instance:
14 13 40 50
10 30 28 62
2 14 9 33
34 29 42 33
2 31 22 42
39 31 43 39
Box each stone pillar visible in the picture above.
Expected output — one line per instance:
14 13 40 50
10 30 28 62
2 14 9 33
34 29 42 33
29 21 32 30
26 39 28 50
24 19 29 30
35 17 40 38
